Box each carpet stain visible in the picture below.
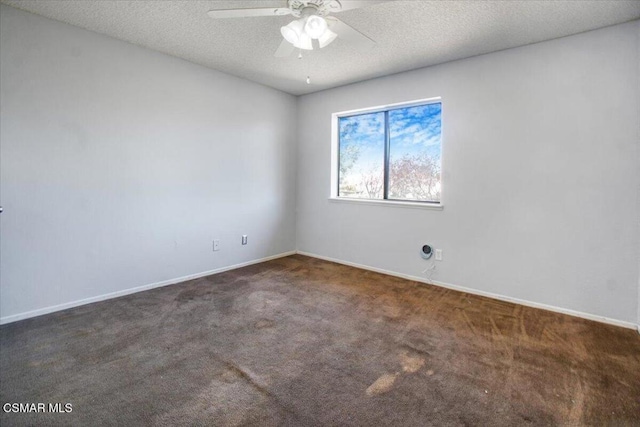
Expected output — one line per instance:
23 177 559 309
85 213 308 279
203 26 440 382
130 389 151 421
366 373 399 396
365 352 425 397
400 352 425 373
255 319 275 329
219 367 241 384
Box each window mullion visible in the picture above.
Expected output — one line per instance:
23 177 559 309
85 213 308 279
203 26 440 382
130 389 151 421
383 110 390 200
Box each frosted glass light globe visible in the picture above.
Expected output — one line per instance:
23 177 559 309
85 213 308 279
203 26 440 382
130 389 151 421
319 29 337 48
281 19 304 45
296 32 313 50
304 15 328 39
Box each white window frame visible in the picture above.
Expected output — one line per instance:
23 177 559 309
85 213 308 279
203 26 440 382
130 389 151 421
330 97 444 210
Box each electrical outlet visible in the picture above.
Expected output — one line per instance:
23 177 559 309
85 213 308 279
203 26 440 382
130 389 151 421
435 249 443 261
213 239 220 251
242 235 248 245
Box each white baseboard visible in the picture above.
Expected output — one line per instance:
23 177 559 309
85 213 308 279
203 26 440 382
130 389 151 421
296 251 639 331
0 251 296 325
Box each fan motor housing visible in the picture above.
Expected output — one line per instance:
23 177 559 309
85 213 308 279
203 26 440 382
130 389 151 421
288 0 340 17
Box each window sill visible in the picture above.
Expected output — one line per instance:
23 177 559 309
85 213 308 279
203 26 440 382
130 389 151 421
328 197 443 210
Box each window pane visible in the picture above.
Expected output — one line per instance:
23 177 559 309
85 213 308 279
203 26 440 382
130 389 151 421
338 112 385 199
388 103 442 202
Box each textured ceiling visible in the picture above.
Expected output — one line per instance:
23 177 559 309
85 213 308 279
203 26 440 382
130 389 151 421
2 0 639 95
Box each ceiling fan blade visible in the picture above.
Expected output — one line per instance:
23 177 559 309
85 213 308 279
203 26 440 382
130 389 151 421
274 39 296 57
207 7 291 19
327 17 376 49
328 0 390 13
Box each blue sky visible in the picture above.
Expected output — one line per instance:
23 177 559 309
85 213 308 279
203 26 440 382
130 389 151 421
389 103 441 161
339 103 442 179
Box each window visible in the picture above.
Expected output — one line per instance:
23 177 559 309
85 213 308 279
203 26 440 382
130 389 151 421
334 99 442 204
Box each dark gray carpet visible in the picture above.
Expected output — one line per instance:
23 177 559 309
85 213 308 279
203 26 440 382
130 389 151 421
1 255 639 426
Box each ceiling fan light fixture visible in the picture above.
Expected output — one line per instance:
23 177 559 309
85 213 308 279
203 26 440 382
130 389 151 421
318 28 337 48
304 15 328 39
209 0 383 58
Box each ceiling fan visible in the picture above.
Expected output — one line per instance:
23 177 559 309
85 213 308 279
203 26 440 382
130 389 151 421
207 0 389 57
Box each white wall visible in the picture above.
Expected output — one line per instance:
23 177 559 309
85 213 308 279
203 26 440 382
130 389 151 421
0 5 297 323
297 21 640 325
